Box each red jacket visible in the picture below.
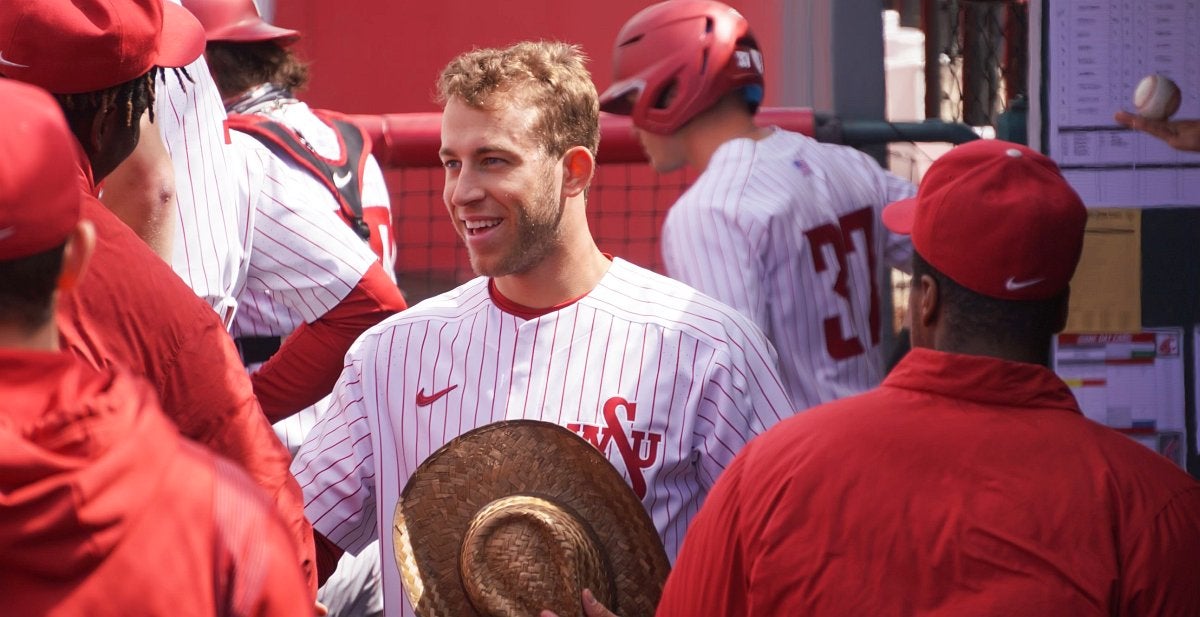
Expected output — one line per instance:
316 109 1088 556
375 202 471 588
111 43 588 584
57 146 316 595
0 350 311 616
659 348 1200 617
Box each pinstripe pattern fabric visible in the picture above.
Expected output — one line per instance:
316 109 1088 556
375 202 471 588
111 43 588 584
292 258 794 617
227 131 377 457
156 49 243 322
229 133 377 329
250 100 398 282
662 129 914 409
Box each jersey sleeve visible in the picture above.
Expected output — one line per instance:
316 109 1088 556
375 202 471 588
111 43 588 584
656 445 754 617
239 138 378 325
252 261 408 422
880 172 916 273
156 52 246 322
291 352 379 556
1120 485 1200 615
662 203 770 334
691 312 795 488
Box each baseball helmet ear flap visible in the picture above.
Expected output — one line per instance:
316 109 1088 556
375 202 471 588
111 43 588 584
181 0 300 45
600 0 765 135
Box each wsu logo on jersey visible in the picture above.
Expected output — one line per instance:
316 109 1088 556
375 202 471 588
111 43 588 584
566 396 663 499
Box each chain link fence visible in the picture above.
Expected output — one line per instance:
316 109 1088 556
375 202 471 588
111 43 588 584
884 0 1030 336
924 0 1029 127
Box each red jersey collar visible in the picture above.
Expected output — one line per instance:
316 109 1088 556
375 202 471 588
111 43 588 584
488 254 614 319
884 348 1081 413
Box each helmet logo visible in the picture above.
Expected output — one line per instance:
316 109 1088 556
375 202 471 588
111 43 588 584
734 49 764 74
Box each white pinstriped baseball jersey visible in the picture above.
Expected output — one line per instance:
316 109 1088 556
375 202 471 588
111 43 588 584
229 100 395 452
292 257 794 617
249 99 397 281
225 131 378 451
155 47 244 324
663 128 913 409
227 131 377 331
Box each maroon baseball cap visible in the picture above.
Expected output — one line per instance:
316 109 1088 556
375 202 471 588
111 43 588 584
882 139 1087 301
0 80 84 260
0 0 206 94
182 0 301 46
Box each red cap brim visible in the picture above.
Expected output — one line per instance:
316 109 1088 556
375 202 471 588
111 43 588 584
882 196 918 235
598 79 641 115
157 2 207 68
210 21 302 46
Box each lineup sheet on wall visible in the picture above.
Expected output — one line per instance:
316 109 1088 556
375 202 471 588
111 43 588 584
1052 328 1187 467
1031 0 1200 207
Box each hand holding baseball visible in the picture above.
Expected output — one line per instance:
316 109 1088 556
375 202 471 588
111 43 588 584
1114 111 1200 153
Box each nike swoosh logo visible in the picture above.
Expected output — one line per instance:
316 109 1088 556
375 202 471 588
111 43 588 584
1005 276 1045 291
333 170 352 189
0 51 29 69
415 384 458 407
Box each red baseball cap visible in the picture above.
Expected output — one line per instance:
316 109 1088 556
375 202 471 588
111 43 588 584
882 139 1087 301
0 0 206 94
0 80 84 261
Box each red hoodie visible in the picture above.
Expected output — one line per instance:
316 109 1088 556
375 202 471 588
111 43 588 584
56 142 316 594
0 349 311 616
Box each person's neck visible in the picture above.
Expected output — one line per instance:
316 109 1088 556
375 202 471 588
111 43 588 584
223 82 296 115
684 108 772 173
491 229 611 309
0 320 59 353
933 338 1052 368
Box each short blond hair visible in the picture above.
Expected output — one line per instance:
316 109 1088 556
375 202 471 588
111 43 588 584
437 41 600 158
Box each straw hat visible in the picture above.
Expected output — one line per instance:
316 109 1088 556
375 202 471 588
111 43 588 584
393 420 671 617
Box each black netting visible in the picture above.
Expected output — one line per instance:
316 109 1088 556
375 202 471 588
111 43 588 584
385 165 691 304
926 0 1028 127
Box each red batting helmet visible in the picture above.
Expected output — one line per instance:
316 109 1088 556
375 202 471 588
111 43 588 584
599 0 765 135
181 0 299 45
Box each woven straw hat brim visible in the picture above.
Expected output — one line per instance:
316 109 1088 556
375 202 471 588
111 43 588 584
393 420 671 617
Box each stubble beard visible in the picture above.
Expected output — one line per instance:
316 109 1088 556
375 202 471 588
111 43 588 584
469 170 565 278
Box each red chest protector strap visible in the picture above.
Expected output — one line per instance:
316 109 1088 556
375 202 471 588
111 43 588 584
226 110 373 241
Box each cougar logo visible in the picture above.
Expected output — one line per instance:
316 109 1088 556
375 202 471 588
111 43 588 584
567 396 663 499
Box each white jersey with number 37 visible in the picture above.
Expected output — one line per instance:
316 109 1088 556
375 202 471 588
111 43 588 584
663 128 914 409
292 258 795 617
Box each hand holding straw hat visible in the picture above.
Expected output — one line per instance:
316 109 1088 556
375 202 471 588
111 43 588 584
393 420 671 617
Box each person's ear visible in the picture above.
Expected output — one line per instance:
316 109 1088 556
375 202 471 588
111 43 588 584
57 220 96 292
560 146 595 198
915 273 940 329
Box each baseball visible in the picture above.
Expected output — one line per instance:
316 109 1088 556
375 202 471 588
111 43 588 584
1133 74 1181 121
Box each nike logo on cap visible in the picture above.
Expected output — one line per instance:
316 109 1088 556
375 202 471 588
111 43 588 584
333 170 353 189
0 51 29 69
416 384 458 407
1005 276 1044 291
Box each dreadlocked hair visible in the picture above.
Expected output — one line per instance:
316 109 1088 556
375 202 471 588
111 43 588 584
54 68 168 127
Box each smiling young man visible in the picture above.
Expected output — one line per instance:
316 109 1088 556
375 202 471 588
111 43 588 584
291 41 795 617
